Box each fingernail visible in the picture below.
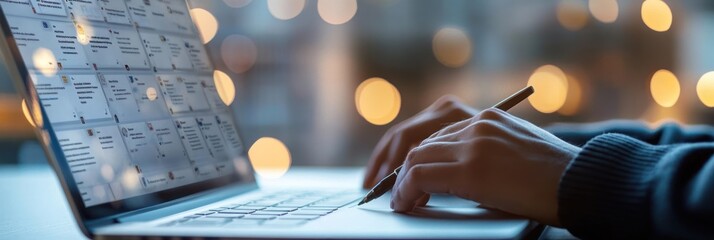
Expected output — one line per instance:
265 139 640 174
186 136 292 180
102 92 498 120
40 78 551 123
390 201 394 209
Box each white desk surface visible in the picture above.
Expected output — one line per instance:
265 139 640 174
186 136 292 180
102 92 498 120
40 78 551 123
0 165 575 240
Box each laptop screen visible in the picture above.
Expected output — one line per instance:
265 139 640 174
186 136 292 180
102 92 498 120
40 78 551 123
0 0 251 210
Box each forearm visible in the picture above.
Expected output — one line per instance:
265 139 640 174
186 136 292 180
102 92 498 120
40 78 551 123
546 120 714 146
558 133 714 239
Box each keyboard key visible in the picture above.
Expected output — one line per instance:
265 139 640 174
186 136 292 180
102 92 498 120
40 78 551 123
248 200 283 206
233 206 265 210
242 215 277 220
275 202 312 208
301 206 337 211
252 211 287 216
220 210 255 214
291 209 333 216
278 215 320 220
195 211 217 216
205 213 246 219
262 207 297 212
163 190 355 228
309 203 349 208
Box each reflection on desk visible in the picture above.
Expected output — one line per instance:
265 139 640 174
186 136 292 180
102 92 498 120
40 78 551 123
0 165 87 240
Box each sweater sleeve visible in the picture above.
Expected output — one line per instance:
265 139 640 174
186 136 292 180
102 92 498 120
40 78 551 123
558 133 714 239
546 120 714 146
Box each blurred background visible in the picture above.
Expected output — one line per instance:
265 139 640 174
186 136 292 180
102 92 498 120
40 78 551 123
2 0 714 173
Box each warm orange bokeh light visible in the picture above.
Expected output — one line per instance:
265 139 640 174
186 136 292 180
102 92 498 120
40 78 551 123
527 65 569 113
248 137 292 179
641 0 672 32
190 8 219 44
268 0 305 20
558 74 584 116
650 69 680 108
317 0 358 25
213 70 236 106
589 0 618 23
146 87 158 101
121 168 140 191
21 99 35 127
696 71 714 107
74 19 92 45
557 0 589 31
32 48 58 77
355 77 401 125
432 27 472 68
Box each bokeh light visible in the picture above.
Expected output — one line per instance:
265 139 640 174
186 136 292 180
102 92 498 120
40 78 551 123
190 8 219 44
248 137 292 179
650 69 680 108
589 0 618 23
558 74 584 115
268 0 305 20
74 18 93 45
317 0 358 25
29 97 43 128
21 99 35 127
355 77 401 125
696 71 714 107
213 70 236 106
32 48 58 77
527 65 569 113
641 0 672 32
146 87 158 101
220 34 257 74
557 0 589 31
121 168 140 191
100 164 115 182
432 27 472 68
222 0 252 8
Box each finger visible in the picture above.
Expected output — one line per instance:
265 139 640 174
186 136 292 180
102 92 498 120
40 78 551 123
391 162 460 212
363 134 395 188
427 118 471 139
421 122 471 145
396 142 459 192
402 142 458 176
416 194 430 207
368 118 447 187
423 110 516 145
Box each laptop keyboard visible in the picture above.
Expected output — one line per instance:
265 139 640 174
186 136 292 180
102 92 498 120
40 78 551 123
161 190 363 228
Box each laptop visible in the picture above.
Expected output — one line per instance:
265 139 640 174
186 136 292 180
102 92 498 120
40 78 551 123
0 0 536 239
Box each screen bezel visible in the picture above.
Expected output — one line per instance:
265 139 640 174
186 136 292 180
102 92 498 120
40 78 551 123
0 0 255 224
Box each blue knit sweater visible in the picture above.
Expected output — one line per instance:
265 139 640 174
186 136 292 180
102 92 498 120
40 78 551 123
547 120 714 239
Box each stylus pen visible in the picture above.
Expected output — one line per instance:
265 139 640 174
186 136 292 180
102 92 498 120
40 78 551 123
358 86 535 206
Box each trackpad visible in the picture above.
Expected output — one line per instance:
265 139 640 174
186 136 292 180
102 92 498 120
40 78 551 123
303 192 531 239
357 193 519 219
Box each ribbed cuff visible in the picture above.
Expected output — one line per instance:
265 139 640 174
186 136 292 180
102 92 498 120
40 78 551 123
558 133 671 239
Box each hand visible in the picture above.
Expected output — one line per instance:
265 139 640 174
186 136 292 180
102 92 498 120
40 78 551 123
363 95 479 189
390 108 580 226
